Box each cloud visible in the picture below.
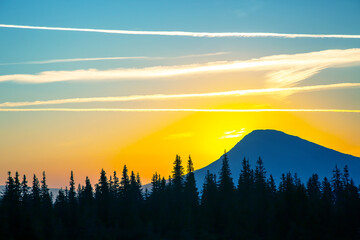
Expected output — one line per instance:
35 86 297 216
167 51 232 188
0 82 359 108
224 130 237 135
220 128 246 139
1 24 360 39
0 49 359 85
0 52 229 66
0 108 359 113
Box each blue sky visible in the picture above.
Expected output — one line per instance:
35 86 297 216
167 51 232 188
0 0 359 186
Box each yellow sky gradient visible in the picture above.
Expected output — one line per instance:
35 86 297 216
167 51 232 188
1 100 358 188
0 49 359 188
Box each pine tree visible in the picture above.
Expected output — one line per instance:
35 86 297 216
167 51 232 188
2 172 17 205
218 151 235 194
321 177 333 205
96 169 109 200
21 174 30 203
54 188 67 219
31 174 41 207
83 176 93 203
68 171 76 205
77 184 83 201
160 177 166 192
130 171 142 202
151 172 161 196
40 171 52 205
331 165 344 205
267 174 276 195
307 174 321 200
14 172 22 203
112 171 120 198
121 165 130 196
238 158 254 194
202 171 217 204
342 165 350 187
201 171 218 234
172 154 184 193
320 177 333 238
184 155 199 208
136 172 142 194
254 157 266 190
55 188 66 206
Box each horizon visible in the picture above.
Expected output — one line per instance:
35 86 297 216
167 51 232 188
1 128 359 189
0 0 359 188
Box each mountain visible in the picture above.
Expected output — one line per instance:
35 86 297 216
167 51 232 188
193 129 360 188
0 185 60 200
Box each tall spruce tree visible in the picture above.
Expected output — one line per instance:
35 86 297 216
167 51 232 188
331 165 344 205
184 155 199 208
130 171 142 202
112 171 120 198
68 171 76 206
201 171 218 235
151 172 161 196
307 174 321 201
21 174 30 203
254 157 266 190
14 172 21 204
2 172 16 205
172 154 184 193
238 158 254 194
31 174 41 207
121 165 130 200
96 169 109 200
218 151 235 194
267 174 276 195
40 171 52 208
83 176 93 203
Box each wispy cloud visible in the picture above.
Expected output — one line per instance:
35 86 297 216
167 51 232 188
220 128 245 139
1 24 359 39
0 49 359 85
0 108 359 113
0 82 359 108
0 52 229 66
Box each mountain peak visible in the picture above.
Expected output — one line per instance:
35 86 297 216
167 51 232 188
243 129 301 141
194 129 360 187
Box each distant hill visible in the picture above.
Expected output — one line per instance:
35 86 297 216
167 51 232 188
0 185 59 200
193 129 360 188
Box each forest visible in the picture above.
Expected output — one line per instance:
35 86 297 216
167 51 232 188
0 153 359 240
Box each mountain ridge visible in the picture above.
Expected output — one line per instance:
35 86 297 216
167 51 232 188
193 129 360 188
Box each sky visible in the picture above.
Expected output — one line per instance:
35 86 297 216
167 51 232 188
0 0 359 187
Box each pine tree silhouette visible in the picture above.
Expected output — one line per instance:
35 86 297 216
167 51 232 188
218 151 235 194
172 154 184 193
0 153 359 239
184 155 199 208
68 171 76 206
40 171 52 207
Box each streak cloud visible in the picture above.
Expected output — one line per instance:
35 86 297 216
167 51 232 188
0 82 359 108
0 52 228 66
1 24 360 39
0 108 359 113
0 49 359 86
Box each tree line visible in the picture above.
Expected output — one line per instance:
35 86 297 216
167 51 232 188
0 153 359 240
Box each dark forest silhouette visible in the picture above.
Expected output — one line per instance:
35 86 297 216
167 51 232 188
1 153 359 240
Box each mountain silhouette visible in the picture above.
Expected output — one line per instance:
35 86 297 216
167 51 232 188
194 129 360 187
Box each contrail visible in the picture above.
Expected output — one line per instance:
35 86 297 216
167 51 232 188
1 24 359 39
0 82 359 108
0 108 359 113
0 52 229 66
